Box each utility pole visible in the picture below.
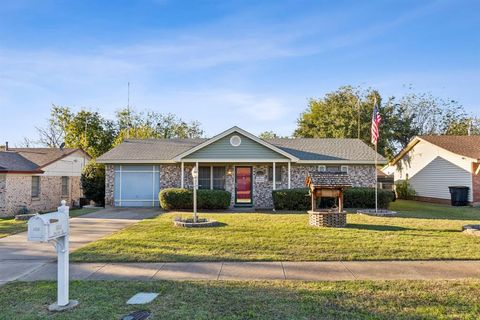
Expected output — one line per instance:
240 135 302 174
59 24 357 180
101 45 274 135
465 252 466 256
357 97 361 139
126 82 131 138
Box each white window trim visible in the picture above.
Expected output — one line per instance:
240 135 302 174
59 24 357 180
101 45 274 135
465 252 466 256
318 165 326 172
341 165 349 174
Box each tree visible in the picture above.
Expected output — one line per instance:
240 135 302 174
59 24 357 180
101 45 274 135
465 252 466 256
64 110 117 158
294 86 395 157
36 105 73 147
294 86 476 159
113 108 204 145
81 160 105 205
258 131 284 139
443 117 480 135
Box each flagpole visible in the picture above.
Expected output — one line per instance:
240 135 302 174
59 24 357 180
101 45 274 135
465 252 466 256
375 142 378 213
373 96 378 213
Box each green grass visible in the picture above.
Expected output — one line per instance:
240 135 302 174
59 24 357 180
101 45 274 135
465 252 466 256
71 200 480 262
1 280 479 319
390 200 480 220
0 208 101 238
0 218 27 238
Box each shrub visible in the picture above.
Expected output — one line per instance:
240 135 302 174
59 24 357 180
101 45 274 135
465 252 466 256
272 188 310 210
159 188 231 210
81 160 105 206
343 187 394 209
272 187 394 210
395 180 416 200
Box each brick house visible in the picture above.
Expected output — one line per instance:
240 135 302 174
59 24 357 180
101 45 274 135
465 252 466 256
97 126 386 209
383 135 480 205
0 146 91 216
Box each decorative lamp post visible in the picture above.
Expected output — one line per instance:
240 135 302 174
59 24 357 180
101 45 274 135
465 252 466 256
191 165 198 223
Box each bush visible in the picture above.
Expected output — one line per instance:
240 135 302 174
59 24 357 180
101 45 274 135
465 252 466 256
159 188 231 210
272 187 394 210
343 187 394 209
395 180 416 200
81 160 105 206
272 188 310 210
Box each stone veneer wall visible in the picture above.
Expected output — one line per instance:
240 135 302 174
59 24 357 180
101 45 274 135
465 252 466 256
105 164 114 207
0 174 83 217
0 175 6 215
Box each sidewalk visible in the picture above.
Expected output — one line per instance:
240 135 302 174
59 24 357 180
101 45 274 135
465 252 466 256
6 260 480 283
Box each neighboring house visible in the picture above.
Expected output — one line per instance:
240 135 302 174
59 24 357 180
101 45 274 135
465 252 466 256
383 135 480 204
97 126 385 209
0 146 91 216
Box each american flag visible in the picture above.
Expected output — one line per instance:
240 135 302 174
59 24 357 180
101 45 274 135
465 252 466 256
371 102 382 145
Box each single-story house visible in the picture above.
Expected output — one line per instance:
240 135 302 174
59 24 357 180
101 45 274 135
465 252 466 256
97 126 386 209
383 135 480 204
0 146 91 216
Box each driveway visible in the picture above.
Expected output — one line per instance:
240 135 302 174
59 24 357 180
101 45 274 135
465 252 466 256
0 208 161 283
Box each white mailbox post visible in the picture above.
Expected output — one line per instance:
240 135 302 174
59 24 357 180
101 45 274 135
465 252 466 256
28 200 78 311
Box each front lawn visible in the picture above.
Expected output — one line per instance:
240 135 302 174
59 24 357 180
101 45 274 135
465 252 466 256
390 200 480 220
1 280 479 319
0 208 101 238
72 200 480 262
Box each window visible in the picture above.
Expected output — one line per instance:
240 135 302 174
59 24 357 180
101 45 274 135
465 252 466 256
31 176 40 198
268 166 282 183
318 165 347 173
198 167 211 189
61 176 69 196
212 167 226 190
197 166 226 190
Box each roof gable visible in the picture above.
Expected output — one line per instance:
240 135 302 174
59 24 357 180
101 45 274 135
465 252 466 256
419 135 480 160
390 135 480 165
175 127 298 161
10 148 90 168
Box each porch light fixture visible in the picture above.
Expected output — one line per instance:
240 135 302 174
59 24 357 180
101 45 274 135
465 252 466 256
227 168 233 176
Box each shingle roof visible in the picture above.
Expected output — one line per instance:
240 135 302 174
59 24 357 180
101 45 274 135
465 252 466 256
266 138 385 161
306 171 352 187
97 137 384 163
419 135 480 160
9 148 82 168
97 139 207 161
0 152 43 173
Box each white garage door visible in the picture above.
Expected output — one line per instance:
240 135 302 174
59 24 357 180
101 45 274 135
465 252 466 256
114 165 160 207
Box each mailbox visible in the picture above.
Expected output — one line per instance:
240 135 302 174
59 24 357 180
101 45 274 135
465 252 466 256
28 211 68 242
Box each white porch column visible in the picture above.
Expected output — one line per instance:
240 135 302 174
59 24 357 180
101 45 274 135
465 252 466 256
195 162 199 187
210 165 213 190
288 161 291 189
181 162 184 188
273 162 276 191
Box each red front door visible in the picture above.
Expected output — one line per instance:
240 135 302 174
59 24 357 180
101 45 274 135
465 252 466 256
235 166 252 205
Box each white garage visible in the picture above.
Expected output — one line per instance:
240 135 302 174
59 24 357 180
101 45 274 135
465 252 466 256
113 165 160 207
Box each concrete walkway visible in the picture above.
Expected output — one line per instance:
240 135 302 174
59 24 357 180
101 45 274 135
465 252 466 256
0 208 161 283
7 260 480 283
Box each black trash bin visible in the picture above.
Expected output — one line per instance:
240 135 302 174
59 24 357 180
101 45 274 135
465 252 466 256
448 186 469 206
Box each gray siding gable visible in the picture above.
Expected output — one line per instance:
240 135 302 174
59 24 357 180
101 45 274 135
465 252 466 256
184 133 290 160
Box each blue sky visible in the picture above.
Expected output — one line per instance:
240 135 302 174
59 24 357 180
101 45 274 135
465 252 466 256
1 0 479 145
